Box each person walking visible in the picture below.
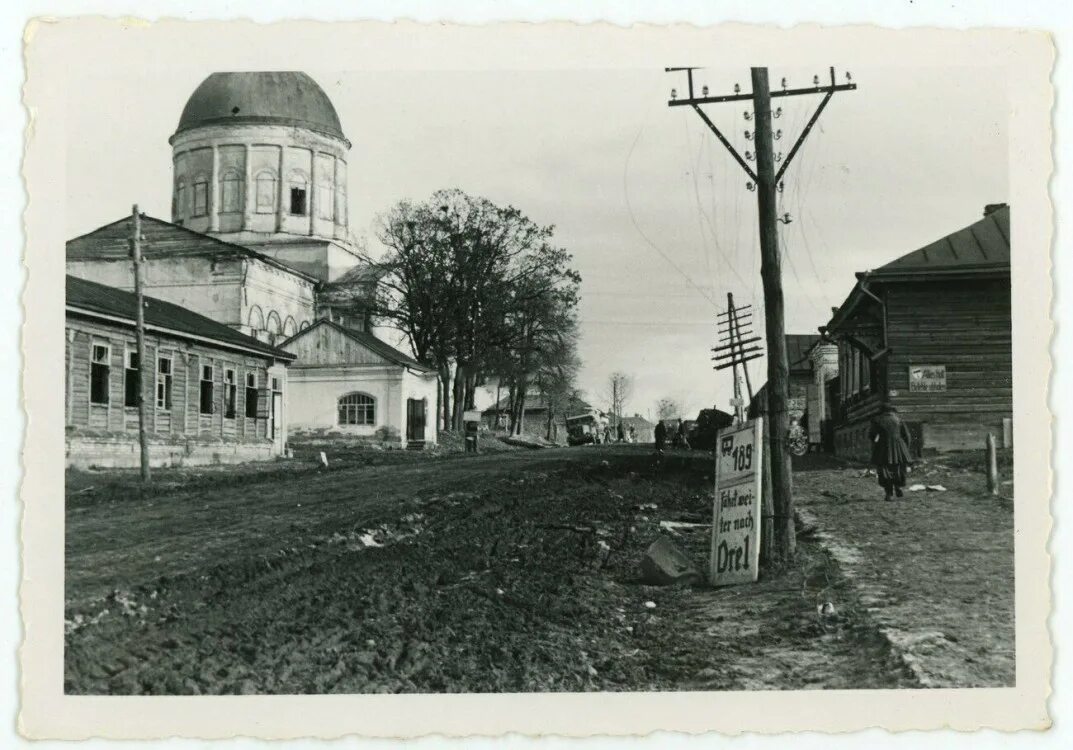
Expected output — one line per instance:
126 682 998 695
629 425 637 443
617 422 626 443
869 403 913 501
675 418 691 450
654 419 667 454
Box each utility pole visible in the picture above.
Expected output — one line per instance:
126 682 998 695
130 205 151 483
713 293 761 423
668 66 856 562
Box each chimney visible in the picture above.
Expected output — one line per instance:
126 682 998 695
983 202 1008 217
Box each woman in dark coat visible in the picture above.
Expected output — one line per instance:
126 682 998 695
869 404 913 500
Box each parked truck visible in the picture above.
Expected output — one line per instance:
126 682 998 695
566 410 609 446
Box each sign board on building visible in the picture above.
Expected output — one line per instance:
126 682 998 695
710 418 763 587
908 365 947 393
463 410 482 423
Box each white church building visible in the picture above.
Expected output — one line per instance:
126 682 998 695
66 71 438 448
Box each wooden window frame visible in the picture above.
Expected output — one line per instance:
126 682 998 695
199 363 215 415
224 367 237 419
90 342 111 406
124 347 140 408
156 353 173 411
245 371 259 419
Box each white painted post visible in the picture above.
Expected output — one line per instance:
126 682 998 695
986 433 999 496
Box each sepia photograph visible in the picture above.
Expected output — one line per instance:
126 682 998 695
18 17 1054 740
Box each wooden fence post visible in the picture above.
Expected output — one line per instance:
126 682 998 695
986 433 999 496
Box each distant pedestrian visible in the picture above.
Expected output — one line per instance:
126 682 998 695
617 422 626 442
675 418 691 450
603 425 612 444
629 425 636 443
869 404 913 501
654 420 667 453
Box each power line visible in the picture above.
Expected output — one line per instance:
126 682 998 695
623 118 720 310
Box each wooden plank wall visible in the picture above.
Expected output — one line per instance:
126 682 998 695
886 279 1012 416
66 316 275 444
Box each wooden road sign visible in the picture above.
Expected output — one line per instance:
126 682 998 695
710 418 764 586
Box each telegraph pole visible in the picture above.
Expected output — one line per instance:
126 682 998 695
713 294 762 424
750 68 794 559
130 205 151 483
668 65 855 562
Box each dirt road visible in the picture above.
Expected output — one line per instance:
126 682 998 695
65 446 919 694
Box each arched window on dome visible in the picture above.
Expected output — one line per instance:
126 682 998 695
255 170 277 214
173 177 187 221
282 316 297 338
192 174 210 217
287 170 308 217
220 169 244 214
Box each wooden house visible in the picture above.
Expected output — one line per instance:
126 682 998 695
820 204 1011 458
65 275 295 468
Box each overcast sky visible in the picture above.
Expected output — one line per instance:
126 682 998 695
65 66 1007 419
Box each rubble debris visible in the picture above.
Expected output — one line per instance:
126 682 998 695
318 452 329 468
639 536 702 586
926 485 948 492
657 520 711 535
908 484 927 492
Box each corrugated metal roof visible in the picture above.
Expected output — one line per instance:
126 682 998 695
871 204 1010 276
66 214 320 284
66 275 295 360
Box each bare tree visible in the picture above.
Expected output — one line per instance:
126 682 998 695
655 398 681 421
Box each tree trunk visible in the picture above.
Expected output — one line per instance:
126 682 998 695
451 361 467 431
439 365 452 431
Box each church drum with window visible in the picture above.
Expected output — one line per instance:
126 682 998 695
65 275 295 468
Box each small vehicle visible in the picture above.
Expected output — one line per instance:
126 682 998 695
566 411 608 446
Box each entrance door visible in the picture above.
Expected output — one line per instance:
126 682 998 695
406 398 426 443
271 391 284 453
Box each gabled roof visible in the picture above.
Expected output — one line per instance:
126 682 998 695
869 204 1009 279
619 415 655 430
279 318 433 372
66 214 320 285
824 205 1011 334
66 275 295 361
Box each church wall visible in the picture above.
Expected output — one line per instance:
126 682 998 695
248 144 283 234
241 258 317 341
281 146 314 237
66 256 244 328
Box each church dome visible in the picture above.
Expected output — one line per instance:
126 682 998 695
173 72 348 144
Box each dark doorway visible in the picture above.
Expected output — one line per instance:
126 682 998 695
407 398 426 444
